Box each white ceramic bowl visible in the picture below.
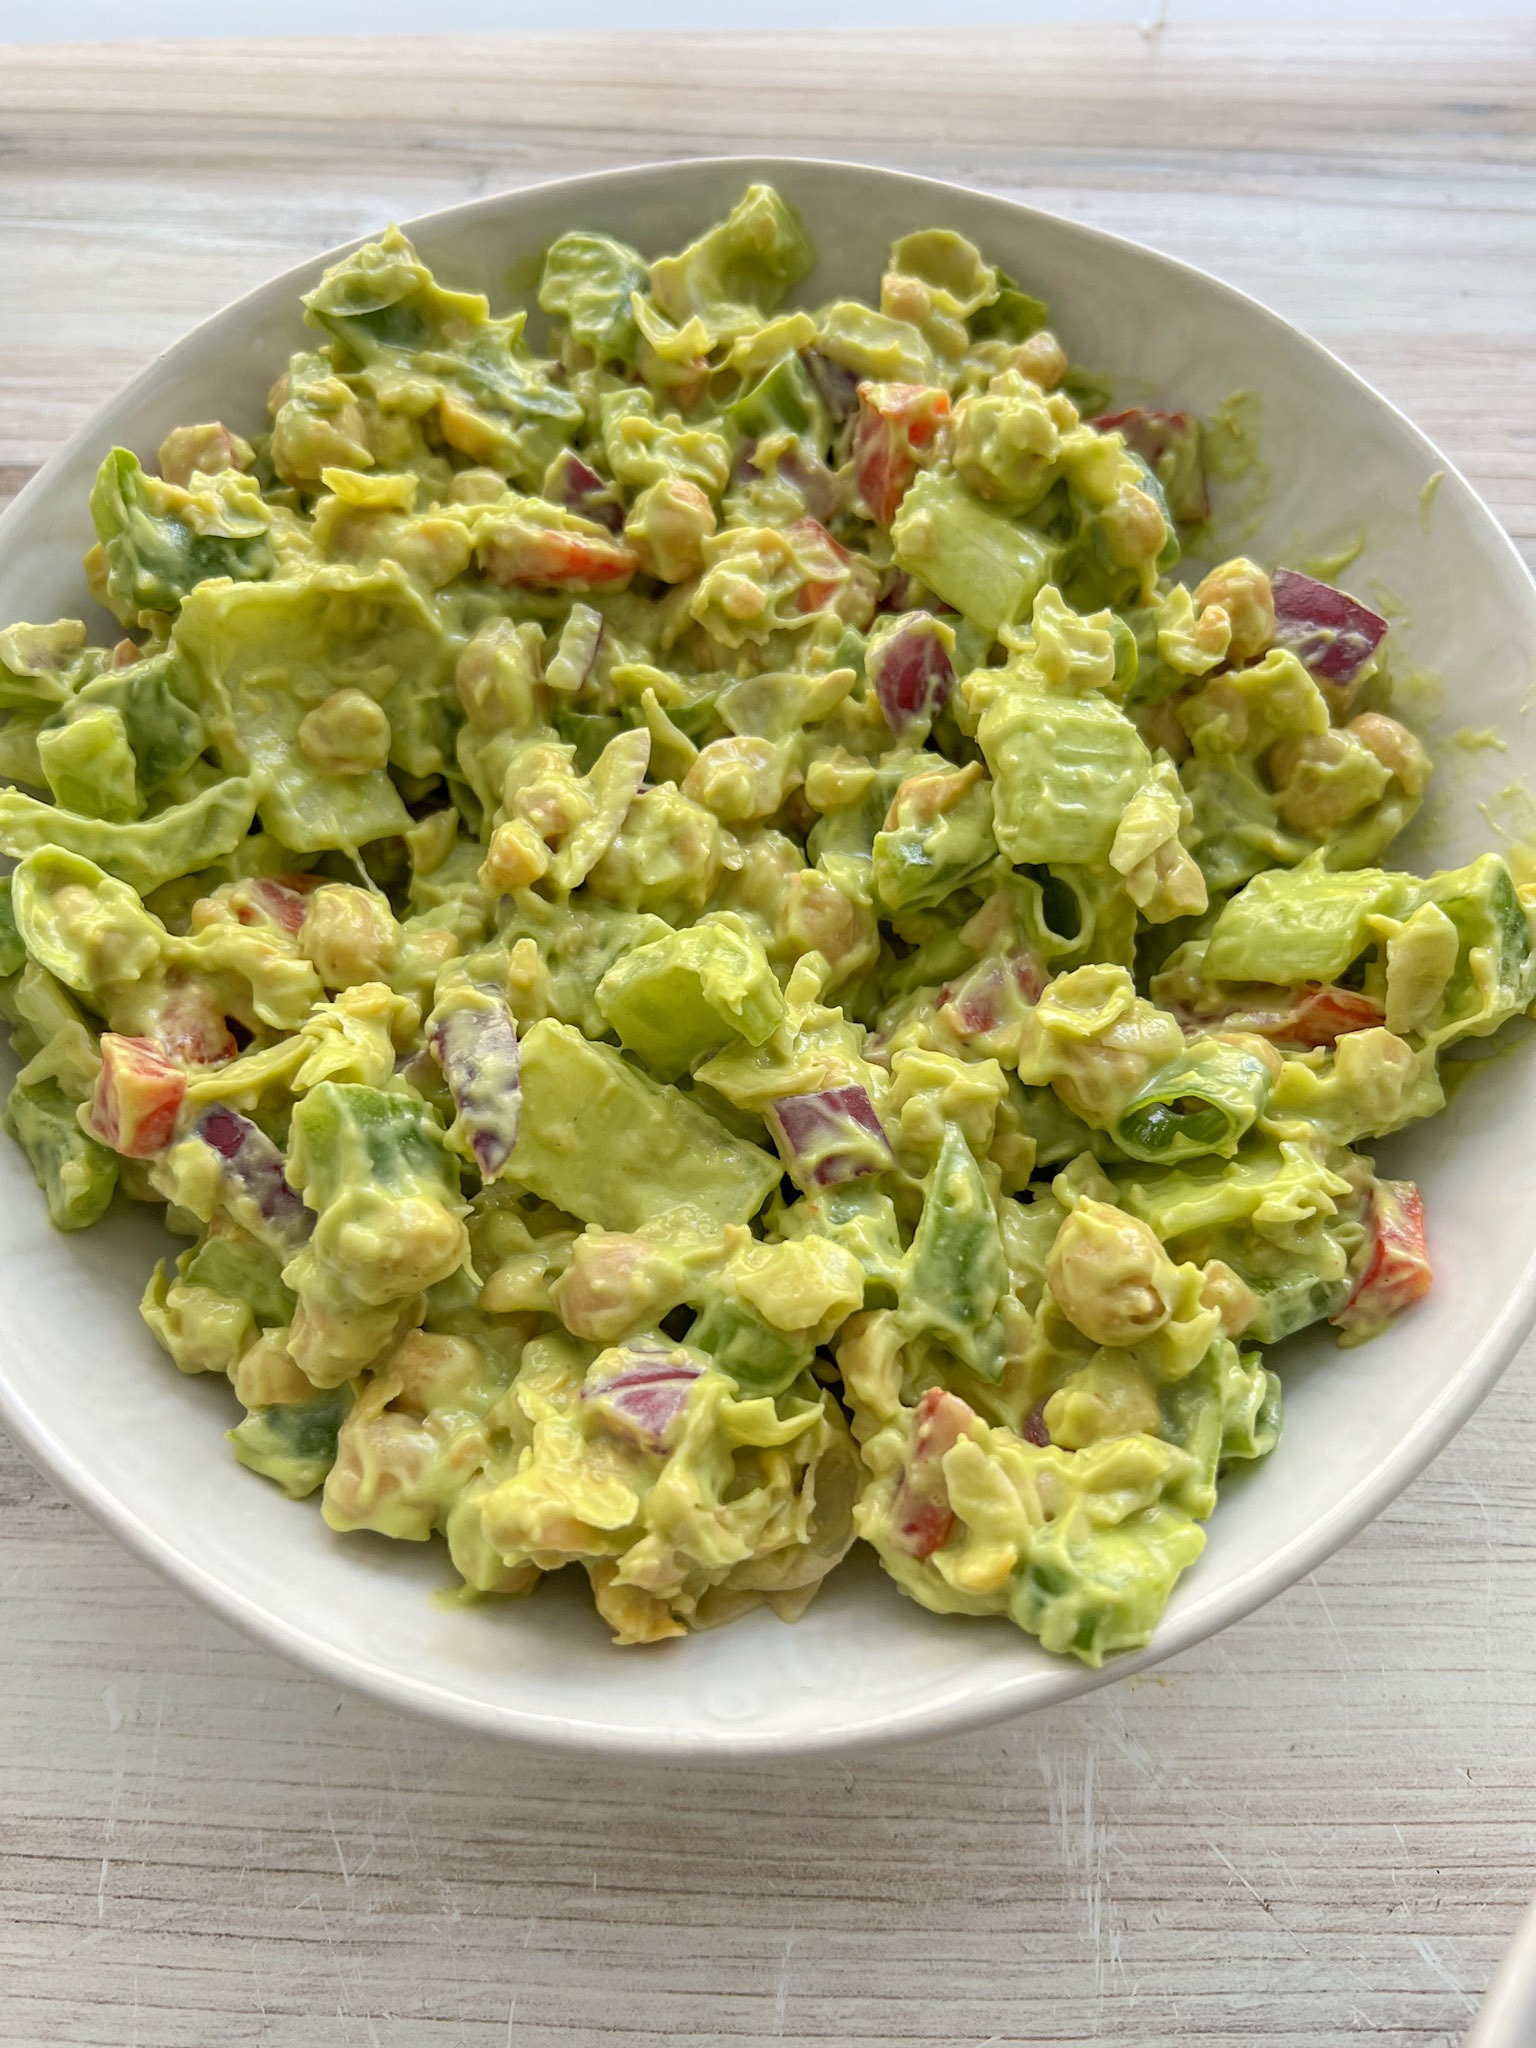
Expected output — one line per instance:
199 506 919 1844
2 158 1534 1759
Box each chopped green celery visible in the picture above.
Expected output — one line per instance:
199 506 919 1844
815 301 936 384
229 1388 352 1499
1009 1493 1204 1666
37 704 140 821
779 1181 905 1308
498 895 672 1041
1112 1038 1273 1165
4 1076 117 1230
892 472 1057 635
0 619 100 713
0 876 25 979
1234 1258 1352 1344
901 1120 1007 1378
507 1019 781 1232
173 566 448 852
185 1222 297 1326
1182 759 1293 895
10 846 163 995
1203 862 1408 985
968 273 1049 344
90 447 274 618
1115 1139 1355 1245
649 183 813 329
537 230 648 365
1415 853 1532 1041
728 353 829 452
289 1083 458 1215
872 773 997 914
63 649 208 801
978 675 1150 866
554 709 626 774
595 919 786 1080
1157 1339 1281 1521
0 776 257 895
688 1293 811 1397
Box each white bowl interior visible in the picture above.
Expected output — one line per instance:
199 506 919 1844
2 158 1534 1757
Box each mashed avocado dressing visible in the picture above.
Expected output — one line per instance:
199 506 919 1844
0 185 1527 1665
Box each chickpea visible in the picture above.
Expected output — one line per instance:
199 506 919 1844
683 735 799 824
301 883 398 989
1193 557 1274 662
550 1231 682 1344
1011 328 1068 391
776 867 879 984
330 1192 468 1305
481 818 550 893
1268 727 1388 832
1199 1259 1261 1339
1046 1198 1179 1347
1348 711 1431 797
296 688 392 776
158 420 252 485
1100 480 1167 570
625 476 717 583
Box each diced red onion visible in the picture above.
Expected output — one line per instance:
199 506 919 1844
766 1084 894 1189
1271 568 1389 685
940 952 1046 1040
583 1348 704 1451
196 1104 312 1245
800 348 860 423
866 615 955 737
1089 407 1208 523
430 989 522 1179
546 450 625 535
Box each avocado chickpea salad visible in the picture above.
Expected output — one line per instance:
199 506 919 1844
0 182 1526 1665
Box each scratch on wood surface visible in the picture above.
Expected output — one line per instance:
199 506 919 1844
773 1934 797 2037
1414 1935 1476 2015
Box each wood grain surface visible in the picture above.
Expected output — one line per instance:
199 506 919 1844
2 25 1535 2047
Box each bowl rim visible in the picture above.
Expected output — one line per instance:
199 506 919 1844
3 151 1535 1759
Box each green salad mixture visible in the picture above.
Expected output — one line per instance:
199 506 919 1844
0 183 1523 1664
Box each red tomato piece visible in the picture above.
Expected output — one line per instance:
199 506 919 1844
1280 985 1387 1048
891 1386 975 1560
86 1034 187 1158
1332 1180 1432 1338
480 520 638 590
852 382 951 526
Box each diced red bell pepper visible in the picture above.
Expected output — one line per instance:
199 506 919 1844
891 1386 975 1560
852 381 951 526
1331 1180 1432 1338
1089 407 1208 523
1277 985 1387 1048
1187 983 1385 1050
86 1034 187 1158
786 517 877 626
480 517 638 590
1271 568 1389 686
